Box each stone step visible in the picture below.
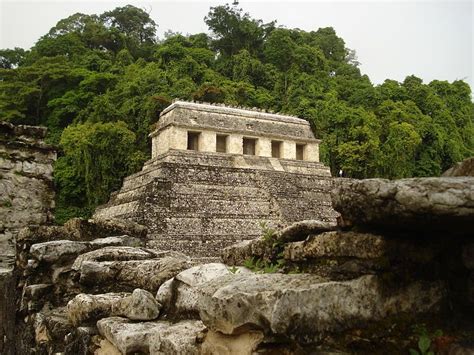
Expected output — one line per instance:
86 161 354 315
120 168 165 191
162 218 278 236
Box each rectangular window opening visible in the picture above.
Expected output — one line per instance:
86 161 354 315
271 141 282 158
187 131 200 151
296 144 306 160
216 134 228 153
243 137 256 156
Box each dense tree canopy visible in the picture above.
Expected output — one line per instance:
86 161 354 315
0 3 472 223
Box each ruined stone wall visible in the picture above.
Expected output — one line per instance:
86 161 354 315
94 150 337 258
0 121 56 354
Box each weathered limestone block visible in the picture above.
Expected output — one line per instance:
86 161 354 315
17 217 147 246
67 289 160 325
149 320 206 355
282 231 441 280
156 263 251 317
17 225 69 244
276 219 337 243
201 330 264 355
197 273 445 342
63 217 147 241
72 246 163 271
120 288 160 321
221 238 270 266
34 307 73 352
30 240 88 263
79 253 194 293
221 220 339 266
331 177 474 233
284 231 388 260
29 235 141 264
97 317 206 355
97 317 171 354
442 157 474 177
67 293 128 326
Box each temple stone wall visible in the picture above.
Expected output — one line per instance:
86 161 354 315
96 102 335 259
95 150 337 258
150 101 321 162
0 122 56 354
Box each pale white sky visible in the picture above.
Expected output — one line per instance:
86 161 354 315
0 0 473 90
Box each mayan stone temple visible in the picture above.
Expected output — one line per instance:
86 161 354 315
94 101 337 257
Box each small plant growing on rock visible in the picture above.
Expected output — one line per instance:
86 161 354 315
259 221 276 243
243 257 284 274
228 266 239 274
409 324 443 355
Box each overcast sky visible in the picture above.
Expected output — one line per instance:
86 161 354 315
1 0 472 90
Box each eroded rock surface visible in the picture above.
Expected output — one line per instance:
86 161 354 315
97 316 207 355
67 289 160 326
97 317 169 354
276 219 337 243
331 177 474 233
72 246 163 271
78 253 194 293
67 293 127 325
149 320 206 355
29 236 141 264
198 273 445 342
156 263 251 317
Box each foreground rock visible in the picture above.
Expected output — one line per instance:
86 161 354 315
67 289 160 325
331 177 474 233
221 238 270 266
276 219 337 243
78 252 194 293
72 246 166 271
97 317 205 354
17 217 147 245
156 263 251 318
283 230 438 279
198 273 445 342
29 236 141 264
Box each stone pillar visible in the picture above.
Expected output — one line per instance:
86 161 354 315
151 128 170 158
169 126 187 151
306 143 320 162
256 138 271 157
228 134 243 155
282 141 296 160
200 131 216 152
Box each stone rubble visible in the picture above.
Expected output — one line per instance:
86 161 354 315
3 150 474 354
67 289 160 326
331 177 474 233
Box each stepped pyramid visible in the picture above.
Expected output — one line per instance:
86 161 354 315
94 101 338 258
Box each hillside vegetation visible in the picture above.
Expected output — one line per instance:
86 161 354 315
1 4 472 223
